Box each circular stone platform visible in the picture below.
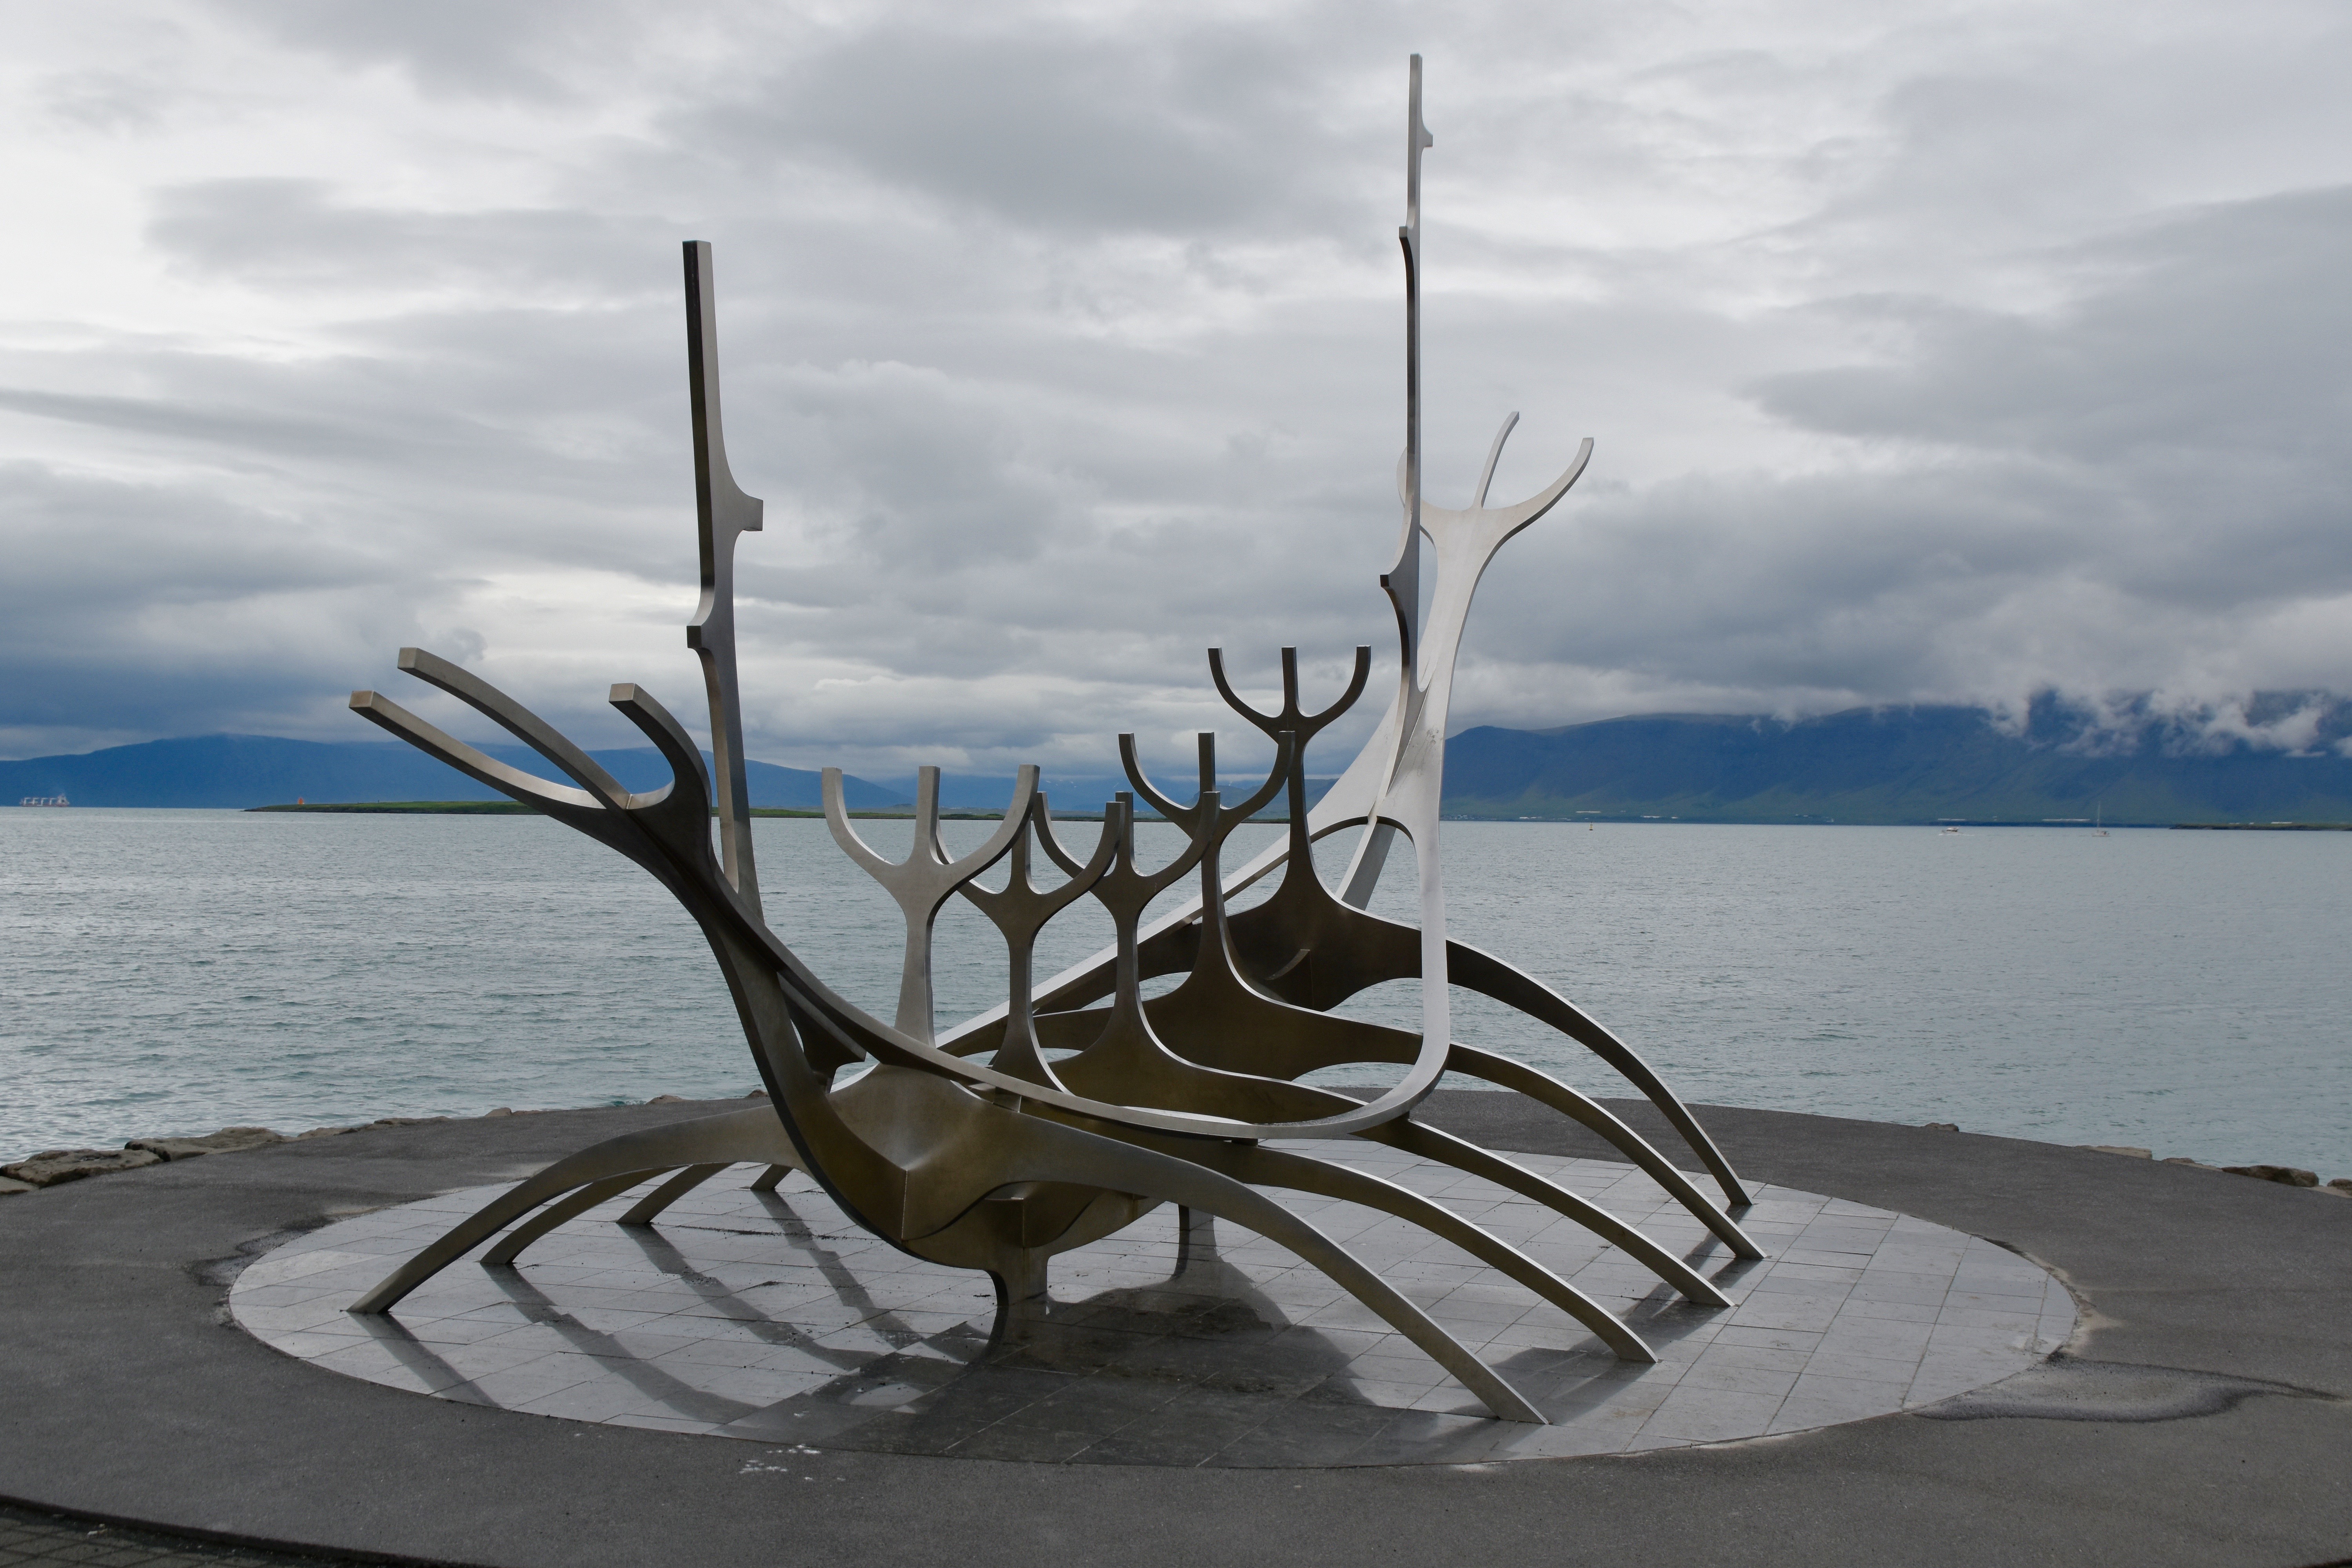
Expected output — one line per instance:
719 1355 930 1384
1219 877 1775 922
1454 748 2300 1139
232 1142 2072 1466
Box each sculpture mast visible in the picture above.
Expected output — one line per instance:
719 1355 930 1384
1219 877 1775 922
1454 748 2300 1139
682 241 764 908
1388 53 1434 679
1343 57 1435 911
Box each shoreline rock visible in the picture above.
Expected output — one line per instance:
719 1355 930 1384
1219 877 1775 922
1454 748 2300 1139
2 1105 2341 1199
0 1099 751 1194
2 1148 164 1187
2222 1163 2319 1188
125 1127 286 1161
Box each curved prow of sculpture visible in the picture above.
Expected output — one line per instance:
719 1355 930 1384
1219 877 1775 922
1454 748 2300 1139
350 647 686 885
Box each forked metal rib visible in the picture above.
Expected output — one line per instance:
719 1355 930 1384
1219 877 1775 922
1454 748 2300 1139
824 763 1036 1043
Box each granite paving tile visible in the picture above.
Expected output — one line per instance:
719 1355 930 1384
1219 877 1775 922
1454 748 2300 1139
1633 1387 1788 1444
1710 1323 1823 1353
1721 1295 1843 1333
1678 1359 1800 1399
1767 1395 1892 1435
461 1354 601 1405
1687 1341 1813 1375
1803 1347 1927 1385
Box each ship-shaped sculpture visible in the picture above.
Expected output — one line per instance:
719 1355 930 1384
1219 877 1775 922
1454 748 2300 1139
345 58 1761 1424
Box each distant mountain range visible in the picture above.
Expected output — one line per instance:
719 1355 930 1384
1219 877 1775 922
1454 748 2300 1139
1445 697 2352 825
0 735 904 811
7 697 2350 824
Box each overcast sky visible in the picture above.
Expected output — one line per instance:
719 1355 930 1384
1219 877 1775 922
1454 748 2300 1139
4 0 2348 774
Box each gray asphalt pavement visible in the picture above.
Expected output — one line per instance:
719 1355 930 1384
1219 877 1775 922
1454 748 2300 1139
0 1095 2343 1568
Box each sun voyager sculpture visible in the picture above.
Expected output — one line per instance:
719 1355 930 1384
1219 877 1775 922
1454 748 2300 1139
346 58 1762 1425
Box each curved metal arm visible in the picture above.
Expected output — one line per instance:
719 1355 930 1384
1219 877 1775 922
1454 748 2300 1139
390 647 647 810
822 763 1039 1043
1119 729 1294 839
1034 792 1112 879
961 797 1119 936
608 683 720 820
959 795 1121 1089
350 691 600 816
1472 410 1517 509
349 659 704 897
1215 735 1293 826
1208 645 1372 752
1117 731 1214 833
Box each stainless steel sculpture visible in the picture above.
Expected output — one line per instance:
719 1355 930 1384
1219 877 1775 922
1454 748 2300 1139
344 57 1762 1425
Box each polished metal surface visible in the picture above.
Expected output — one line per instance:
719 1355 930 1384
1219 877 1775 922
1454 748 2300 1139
683 241 764 910
341 60 1773 1428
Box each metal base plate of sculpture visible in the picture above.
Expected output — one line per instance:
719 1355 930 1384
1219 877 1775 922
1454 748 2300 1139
305 59 1920 1436
235 1146 2072 1461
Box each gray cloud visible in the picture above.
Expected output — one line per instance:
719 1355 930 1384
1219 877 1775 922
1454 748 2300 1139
199 0 635 102
149 179 665 297
5 0 2352 775
684 22 1367 238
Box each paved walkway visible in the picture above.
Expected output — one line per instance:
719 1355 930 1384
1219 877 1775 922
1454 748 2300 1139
0 1096 2345 1567
0 1504 357 1568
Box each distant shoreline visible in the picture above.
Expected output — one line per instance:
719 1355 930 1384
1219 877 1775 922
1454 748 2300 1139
231 802 2352 829
244 800 1020 821
16 709 2352 820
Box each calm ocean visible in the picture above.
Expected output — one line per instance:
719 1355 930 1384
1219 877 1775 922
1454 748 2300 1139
2 809 2345 1176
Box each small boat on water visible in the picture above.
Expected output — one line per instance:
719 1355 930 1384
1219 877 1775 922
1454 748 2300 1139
1940 824 1961 835
2094 804 2109 837
18 795 69 807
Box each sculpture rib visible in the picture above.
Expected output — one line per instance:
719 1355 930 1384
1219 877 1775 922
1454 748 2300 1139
349 1109 798 1313
1441 1046 1761 1258
1053 1120 1657 1360
620 1164 731 1227
1358 1119 1731 1305
484 1174 654 1265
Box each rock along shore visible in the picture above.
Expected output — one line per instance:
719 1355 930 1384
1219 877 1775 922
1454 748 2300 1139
1915 1122 2350 1196
2 1094 2343 1198
0 1091 771 1194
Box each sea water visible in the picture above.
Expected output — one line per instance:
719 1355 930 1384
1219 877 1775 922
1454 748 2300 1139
1 809 2344 1176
